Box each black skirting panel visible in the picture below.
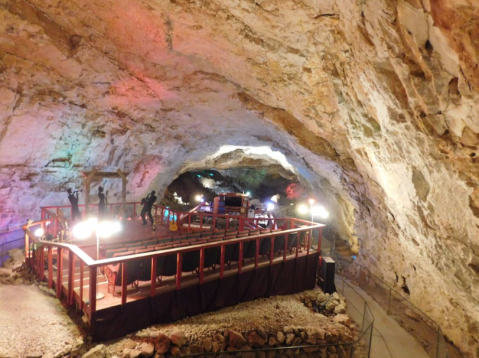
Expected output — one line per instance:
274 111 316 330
92 253 319 341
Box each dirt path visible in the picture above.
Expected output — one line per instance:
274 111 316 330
0 284 84 358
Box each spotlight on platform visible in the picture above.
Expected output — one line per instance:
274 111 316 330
312 205 329 219
34 228 44 238
298 204 308 215
72 218 122 300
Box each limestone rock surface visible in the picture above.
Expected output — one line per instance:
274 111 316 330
0 0 479 356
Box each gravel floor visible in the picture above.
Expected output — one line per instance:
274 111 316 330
0 249 353 358
0 284 83 358
148 293 339 338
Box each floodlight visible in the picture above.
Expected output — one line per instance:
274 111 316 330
34 228 44 238
312 205 329 219
72 221 93 240
298 204 308 214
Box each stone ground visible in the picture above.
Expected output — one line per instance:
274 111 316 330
0 284 85 358
0 249 357 358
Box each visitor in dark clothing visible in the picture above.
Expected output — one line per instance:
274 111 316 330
67 188 81 222
141 191 157 225
98 186 107 218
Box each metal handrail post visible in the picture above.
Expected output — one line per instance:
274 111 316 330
368 322 374 358
362 301 367 332
387 287 392 314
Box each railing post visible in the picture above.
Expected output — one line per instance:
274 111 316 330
387 288 392 315
56 247 63 299
255 238 259 269
68 250 74 305
151 257 157 297
295 232 300 259
24 231 30 264
199 248 205 284
121 263 127 305
368 321 374 358
89 266 97 314
270 236 275 265
220 244 225 279
80 261 84 310
306 230 311 255
362 301 367 332
238 242 243 274
317 227 323 253
48 246 53 288
176 253 182 290
39 246 45 281
35 243 41 275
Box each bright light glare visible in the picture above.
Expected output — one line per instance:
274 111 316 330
34 228 44 237
298 204 308 214
246 192 251 196
267 203 275 211
312 205 329 219
195 195 203 202
72 221 93 239
73 218 122 239
200 177 215 189
213 145 294 172
308 198 315 205
97 221 122 238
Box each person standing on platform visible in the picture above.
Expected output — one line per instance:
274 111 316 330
98 186 107 218
141 191 157 226
67 188 81 222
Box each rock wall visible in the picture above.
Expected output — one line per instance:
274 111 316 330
0 0 478 356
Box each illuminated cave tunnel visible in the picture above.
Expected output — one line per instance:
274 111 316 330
1 0 479 356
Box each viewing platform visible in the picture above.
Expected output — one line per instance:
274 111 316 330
24 203 324 341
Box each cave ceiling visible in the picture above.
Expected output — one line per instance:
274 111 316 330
1 0 479 356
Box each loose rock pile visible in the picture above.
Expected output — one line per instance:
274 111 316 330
299 291 348 315
96 291 357 358
0 248 36 286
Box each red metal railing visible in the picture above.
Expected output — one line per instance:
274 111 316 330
24 203 324 334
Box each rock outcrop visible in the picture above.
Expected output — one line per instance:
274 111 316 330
0 0 478 356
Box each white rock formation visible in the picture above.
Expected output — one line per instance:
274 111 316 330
0 0 478 356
